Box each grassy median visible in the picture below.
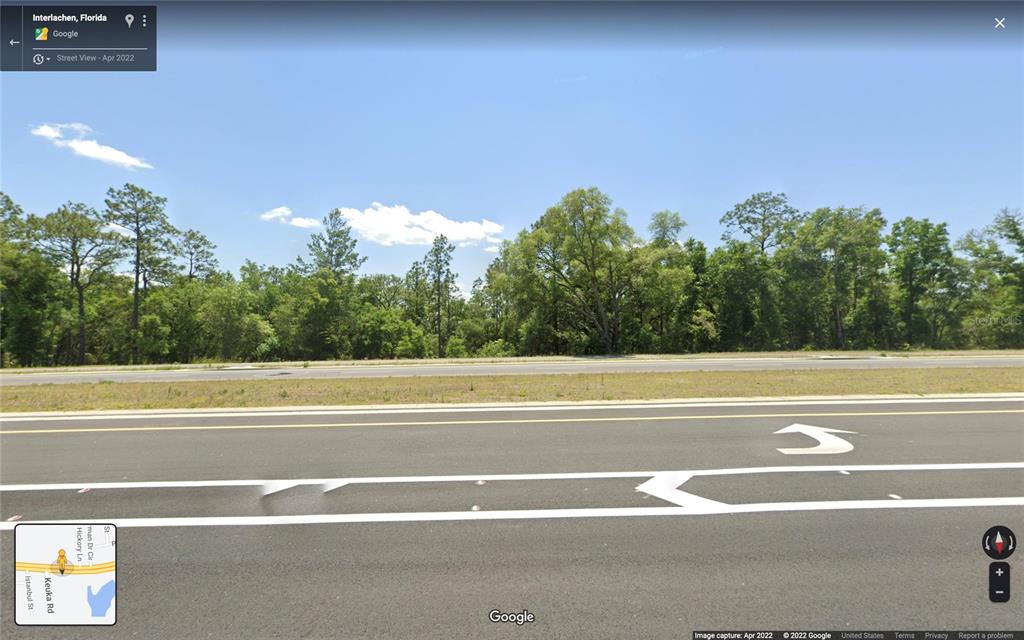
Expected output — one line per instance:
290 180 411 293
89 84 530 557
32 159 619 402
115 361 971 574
2 367 1021 412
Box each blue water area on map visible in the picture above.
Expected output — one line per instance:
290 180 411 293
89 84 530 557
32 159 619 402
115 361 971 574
86 580 115 617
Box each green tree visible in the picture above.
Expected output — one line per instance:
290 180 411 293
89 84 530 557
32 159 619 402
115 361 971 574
718 192 799 348
887 217 963 346
353 305 416 359
294 268 357 359
779 207 889 349
992 207 1024 305
402 260 430 330
0 194 65 366
179 229 218 280
628 221 694 352
138 314 171 362
958 223 1024 347
36 203 125 364
358 273 405 309
239 313 278 361
396 325 428 358
707 241 767 350
721 191 800 254
199 280 253 360
4 184 1021 366
299 209 365 277
423 235 457 357
104 184 177 363
527 188 637 354
993 207 1024 254
142 278 209 363
677 239 717 351
648 210 686 246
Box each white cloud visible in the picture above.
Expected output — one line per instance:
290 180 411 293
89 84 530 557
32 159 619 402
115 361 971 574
31 124 62 140
484 245 501 253
30 123 152 169
259 206 293 221
336 203 503 247
288 216 321 229
258 206 322 229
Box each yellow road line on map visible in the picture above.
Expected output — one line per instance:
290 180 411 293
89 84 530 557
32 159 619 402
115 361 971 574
0 409 1021 435
15 561 115 574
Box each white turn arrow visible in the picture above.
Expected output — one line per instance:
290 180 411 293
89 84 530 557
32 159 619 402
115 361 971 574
774 423 857 455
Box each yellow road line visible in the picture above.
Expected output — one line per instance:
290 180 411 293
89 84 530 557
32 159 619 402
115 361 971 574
16 561 115 569
1 409 1020 436
15 562 115 574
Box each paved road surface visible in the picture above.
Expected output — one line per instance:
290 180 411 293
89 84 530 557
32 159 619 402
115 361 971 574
2 354 1023 386
1 397 1022 637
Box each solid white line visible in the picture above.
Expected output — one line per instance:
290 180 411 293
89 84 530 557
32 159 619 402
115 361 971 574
685 462 1024 476
0 471 659 492
2 496 1021 530
2 396 1020 422
2 462 1021 493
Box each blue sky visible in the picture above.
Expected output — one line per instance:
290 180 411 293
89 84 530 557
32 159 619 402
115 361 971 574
2 3 1021 291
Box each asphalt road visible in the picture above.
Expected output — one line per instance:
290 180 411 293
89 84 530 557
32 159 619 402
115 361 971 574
2 354 1023 386
1 397 1022 638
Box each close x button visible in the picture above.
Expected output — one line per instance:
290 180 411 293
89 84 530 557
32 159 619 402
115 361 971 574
989 562 1010 603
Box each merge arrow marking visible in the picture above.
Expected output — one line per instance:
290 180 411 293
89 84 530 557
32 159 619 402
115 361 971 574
774 423 857 455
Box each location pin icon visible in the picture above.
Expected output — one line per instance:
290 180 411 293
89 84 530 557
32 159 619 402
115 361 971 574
125 14 134 28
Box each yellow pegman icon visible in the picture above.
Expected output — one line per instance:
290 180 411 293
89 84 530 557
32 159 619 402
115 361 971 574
56 549 67 574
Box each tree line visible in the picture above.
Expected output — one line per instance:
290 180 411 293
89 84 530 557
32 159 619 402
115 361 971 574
1 186 1022 366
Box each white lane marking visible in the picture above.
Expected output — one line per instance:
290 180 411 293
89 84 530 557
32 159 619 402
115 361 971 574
2 463 1021 529
839 470 851 475
889 494 903 500
2 497 1022 530
0 471 660 493
321 480 349 493
634 473 729 509
775 423 858 455
3 396 1021 422
261 481 301 496
682 462 1024 476
2 462 1022 493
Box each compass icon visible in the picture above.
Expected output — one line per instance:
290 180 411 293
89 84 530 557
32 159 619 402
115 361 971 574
983 525 1016 560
